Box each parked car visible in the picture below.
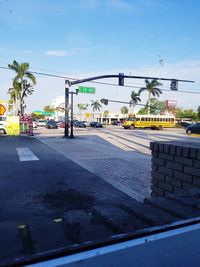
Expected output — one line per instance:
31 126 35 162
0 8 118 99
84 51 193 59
46 120 58 129
186 123 200 135
89 122 103 128
0 122 6 134
180 121 193 128
37 120 47 127
33 121 38 128
59 121 71 128
74 121 87 128
111 121 120 126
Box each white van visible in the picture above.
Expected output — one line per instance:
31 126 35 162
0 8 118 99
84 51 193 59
0 116 7 134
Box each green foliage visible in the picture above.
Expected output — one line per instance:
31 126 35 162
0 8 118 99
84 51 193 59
138 79 163 114
137 107 148 115
91 100 101 112
77 103 88 111
44 105 55 113
150 98 166 114
137 99 166 115
55 106 65 113
32 112 45 120
197 106 200 118
121 106 129 115
8 60 36 115
130 91 141 105
175 108 198 120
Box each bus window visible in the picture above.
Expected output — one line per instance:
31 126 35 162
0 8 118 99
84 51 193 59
136 118 140 121
141 118 145 121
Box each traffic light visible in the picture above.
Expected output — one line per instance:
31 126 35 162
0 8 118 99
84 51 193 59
100 98 108 105
170 79 178 90
118 73 124 86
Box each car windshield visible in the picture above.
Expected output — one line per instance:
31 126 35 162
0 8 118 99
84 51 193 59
1 1 200 266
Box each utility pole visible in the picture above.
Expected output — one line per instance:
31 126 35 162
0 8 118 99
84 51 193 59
69 91 78 138
64 80 70 138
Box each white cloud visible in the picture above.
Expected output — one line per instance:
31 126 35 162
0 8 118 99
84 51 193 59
45 50 75 57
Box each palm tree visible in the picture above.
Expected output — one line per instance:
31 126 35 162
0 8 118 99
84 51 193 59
91 100 101 121
130 91 141 106
77 103 88 121
121 106 129 121
130 91 141 115
8 80 21 114
138 79 162 114
8 60 36 115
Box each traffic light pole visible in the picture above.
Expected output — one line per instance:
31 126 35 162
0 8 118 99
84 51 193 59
70 91 78 138
64 81 70 138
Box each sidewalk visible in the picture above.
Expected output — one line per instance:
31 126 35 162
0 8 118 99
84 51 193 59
36 134 152 201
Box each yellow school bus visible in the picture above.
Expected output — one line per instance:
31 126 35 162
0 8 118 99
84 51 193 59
122 115 175 130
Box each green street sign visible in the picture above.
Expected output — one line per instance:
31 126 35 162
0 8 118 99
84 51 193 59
78 86 96 94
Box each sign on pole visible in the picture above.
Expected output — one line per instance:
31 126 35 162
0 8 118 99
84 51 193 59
78 86 96 94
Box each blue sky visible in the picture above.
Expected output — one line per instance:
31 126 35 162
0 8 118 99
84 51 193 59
0 0 200 112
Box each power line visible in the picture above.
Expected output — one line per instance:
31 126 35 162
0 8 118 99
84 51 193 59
1 65 200 95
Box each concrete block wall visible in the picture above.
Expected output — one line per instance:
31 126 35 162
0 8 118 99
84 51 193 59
150 141 200 197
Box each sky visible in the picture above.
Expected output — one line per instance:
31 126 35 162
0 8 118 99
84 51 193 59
0 0 200 113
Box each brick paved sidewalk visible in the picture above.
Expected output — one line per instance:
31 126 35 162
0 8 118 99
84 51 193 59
36 135 151 201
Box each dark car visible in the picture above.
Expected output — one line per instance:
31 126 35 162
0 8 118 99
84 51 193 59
111 121 120 126
181 121 192 129
186 123 200 135
74 121 87 128
46 120 58 129
89 122 103 128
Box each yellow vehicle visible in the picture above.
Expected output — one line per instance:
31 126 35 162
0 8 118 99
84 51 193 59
122 115 175 130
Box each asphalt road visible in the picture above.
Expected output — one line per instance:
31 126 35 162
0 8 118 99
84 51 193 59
0 135 144 266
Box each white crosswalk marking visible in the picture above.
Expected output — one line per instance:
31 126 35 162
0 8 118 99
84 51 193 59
16 148 39 161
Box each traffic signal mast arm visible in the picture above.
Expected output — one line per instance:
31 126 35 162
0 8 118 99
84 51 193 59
67 74 194 90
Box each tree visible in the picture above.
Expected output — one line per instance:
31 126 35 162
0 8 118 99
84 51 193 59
8 80 20 113
8 60 36 115
121 106 129 120
137 99 166 115
130 91 141 115
175 108 198 121
130 91 141 106
91 100 101 121
44 105 55 114
32 112 45 121
197 106 200 118
77 103 88 121
138 79 162 114
55 106 65 113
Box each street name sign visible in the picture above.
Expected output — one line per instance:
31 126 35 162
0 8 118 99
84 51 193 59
78 86 96 94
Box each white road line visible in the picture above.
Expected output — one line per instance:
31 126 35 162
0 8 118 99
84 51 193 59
16 148 39 161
